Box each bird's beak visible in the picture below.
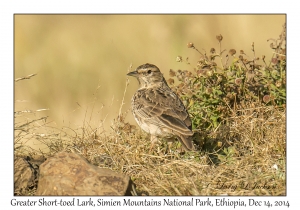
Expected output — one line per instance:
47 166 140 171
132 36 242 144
127 71 138 77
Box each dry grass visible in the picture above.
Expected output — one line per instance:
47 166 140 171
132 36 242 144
14 89 286 196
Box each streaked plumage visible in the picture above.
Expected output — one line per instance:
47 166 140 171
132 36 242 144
127 63 194 151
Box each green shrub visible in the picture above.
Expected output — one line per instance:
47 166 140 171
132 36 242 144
169 23 286 131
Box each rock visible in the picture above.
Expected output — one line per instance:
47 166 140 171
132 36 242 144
36 152 133 195
14 156 42 195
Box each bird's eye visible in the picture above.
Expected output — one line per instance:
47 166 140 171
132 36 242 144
147 70 152 74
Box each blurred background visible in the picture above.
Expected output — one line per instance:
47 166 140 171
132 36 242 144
14 15 285 149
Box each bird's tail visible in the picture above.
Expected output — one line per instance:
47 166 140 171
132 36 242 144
178 135 195 151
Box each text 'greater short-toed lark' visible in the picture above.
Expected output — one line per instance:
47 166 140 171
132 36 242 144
127 63 194 151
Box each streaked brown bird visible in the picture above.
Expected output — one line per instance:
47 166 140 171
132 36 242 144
127 63 194 151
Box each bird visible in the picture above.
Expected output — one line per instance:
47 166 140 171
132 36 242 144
127 63 194 151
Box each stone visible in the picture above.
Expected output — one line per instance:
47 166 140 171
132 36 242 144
36 152 133 195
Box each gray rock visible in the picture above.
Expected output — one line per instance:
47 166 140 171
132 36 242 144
36 152 133 195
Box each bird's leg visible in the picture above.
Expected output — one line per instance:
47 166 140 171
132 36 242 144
150 135 159 144
165 137 175 154
149 135 159 152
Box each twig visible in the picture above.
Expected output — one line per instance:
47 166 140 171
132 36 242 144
15 73 37 82
117 64 132 122
15 116 48 129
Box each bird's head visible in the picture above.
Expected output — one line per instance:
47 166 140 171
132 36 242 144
127 63 166 88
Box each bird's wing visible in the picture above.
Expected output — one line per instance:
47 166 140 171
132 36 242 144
133 88 193 136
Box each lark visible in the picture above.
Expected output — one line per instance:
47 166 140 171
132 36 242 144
127 63 194 151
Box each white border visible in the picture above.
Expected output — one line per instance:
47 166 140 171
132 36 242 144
1 0 298 209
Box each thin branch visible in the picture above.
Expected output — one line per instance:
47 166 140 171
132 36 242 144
15 73 37 82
